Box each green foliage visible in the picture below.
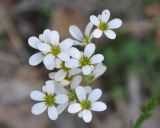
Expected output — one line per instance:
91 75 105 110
133 96 159 128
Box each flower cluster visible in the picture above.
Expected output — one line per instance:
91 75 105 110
28 9 122 123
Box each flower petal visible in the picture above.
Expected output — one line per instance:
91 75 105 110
101 9 110 23
82 110 92 123
82 65 92 75
42 29 51 43
54 86 68 95
90 54 104 64
76 86 86 101
37 43 51 53
69 68 81 76
91 102 107 111
68 103 82 114
108 18 122 29
84 22 93 36
28 36 41 49
93 63 107 79
58 52 70 61
54 69 67 81
69 25 84 41
55 94 68 104
90 15 100 26
78 111 83 118
57 103 69 114
48 106 58 120
69 47 81 60
71 75 82 90
50 30 59 45
88 89 102 102
84 43 95 57
29 52 43 66
30 91 45 101
43 54 55 70
84 86 92 94
104 30 116 39
45 80 55 94
92 28 102 38
60 38 73 51
65 59 80 68
31 102 47 115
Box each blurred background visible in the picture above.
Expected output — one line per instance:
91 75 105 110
0 0 160 128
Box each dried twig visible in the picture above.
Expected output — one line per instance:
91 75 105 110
0 3 28 63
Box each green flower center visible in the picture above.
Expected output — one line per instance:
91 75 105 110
98 22 108 31
51 45 61 56
82 36 90 46
44 94 55 106
80 100 91 109
61 62 70 71
65 75 73 81
79 56 91 66
69 91 77 101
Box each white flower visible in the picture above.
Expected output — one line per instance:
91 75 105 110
28 29 73 70
65 43 104 75
48 59 81 86
69 22 93 46
68 86 107 123
84 63 107 84
90 9 122 39
30 80 68 120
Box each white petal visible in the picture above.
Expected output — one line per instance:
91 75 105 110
48 72 55 79
108 18 122 29
55 58 62 68
101 9 110 23
59 79 70 86
54 86 68 94
30 91 45 101
82 65 92 75
69 68 81 76
68 103 82 113
31 102 47 115
71 75 82 90
48 106 58 120
84 86 92 94
29 52 43 66
65 59 80 68
91 102 107 111
60 38 73 51
90 15 100 26
88 89 102 102
90 54 104 64
50 30 59 45
82 110 92 123
78 111 83 118
84 22 93 36
58 52 70 61
55 94 68 104
45 80 55 94
42 29 51 43
37 43 51 53
69 47 81 60
104 30 116 39
69 25 84 41
92 29 103 38
54 69 67 81
93 63 107 79
84 43 95 57
43 54 55 70
76 86 86 101
57 103 69 114
28 36 41 49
